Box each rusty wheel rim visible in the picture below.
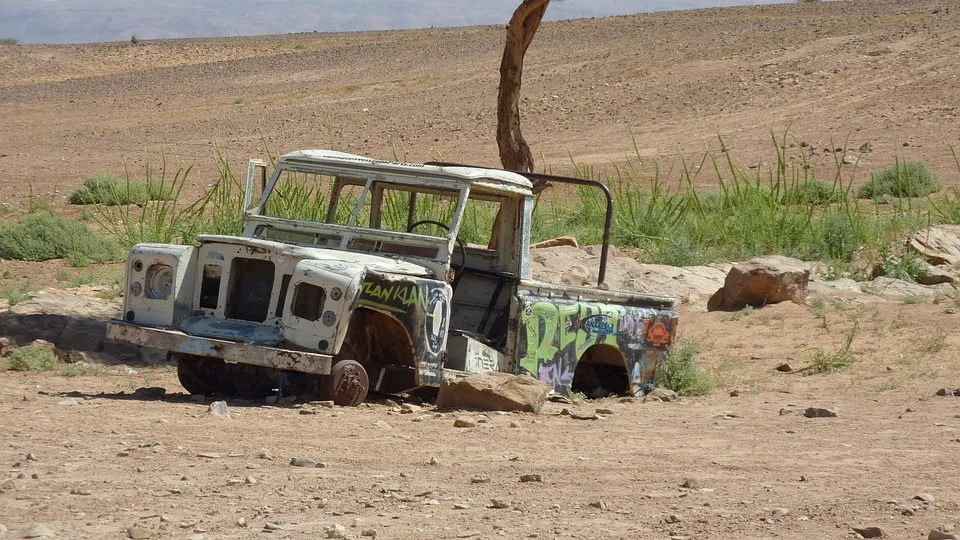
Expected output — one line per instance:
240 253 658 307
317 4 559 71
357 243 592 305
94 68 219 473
329 360 369 407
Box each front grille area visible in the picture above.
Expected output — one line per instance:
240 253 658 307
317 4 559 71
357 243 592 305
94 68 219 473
225 258 275 323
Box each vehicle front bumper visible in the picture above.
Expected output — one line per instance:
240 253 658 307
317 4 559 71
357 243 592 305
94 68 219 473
106 320 333 375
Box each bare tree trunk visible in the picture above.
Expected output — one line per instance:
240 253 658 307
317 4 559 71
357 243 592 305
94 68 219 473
497 0 550 174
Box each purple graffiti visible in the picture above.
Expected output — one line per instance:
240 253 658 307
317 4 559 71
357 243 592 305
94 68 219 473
538 360 574 391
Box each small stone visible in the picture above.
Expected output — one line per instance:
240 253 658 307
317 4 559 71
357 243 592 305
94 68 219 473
429 456 440 466
595 408 614 415
643 387 679 402
318 400 335 408
25 453 37 462
244 476 257 485
361 529 377 538
400 403 420 414
664 514 681 524
680 478 701 490
929 525 958 540
70 487 92 495
804 407 839 418
237 517 247 528
775 363 793 372
471 474 491 484
454 503 470 510
373 421 392 429
915 493 936 504
509 421 522 428
326 523 346 538
299 408 319 415
570 412 600 420
520 474 542 483
116 451 131 457
290 457 319 468
127 526 155 539
771 507 789 517
197 452 221 459
779 408 804 416
852 525 885 538
263 522 282 531
58 398 79 406
589 501 608 511
454 417 476 428
208 401 231 419
21 524 56 538
490 499 511 509
258 450 274 460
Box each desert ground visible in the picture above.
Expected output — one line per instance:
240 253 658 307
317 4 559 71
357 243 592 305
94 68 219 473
2 0 960 538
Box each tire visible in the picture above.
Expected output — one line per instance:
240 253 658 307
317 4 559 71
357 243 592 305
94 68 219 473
174 354 233 396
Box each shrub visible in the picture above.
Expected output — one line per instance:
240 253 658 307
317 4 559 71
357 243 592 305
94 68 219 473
654 339 714 396
857 161 940 199
781 180 841 206
0 213 121 263
69 173 172 206
8 345 59 372
0 38 18 45
880 250 928 283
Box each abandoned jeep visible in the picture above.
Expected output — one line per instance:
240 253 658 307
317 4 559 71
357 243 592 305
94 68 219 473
106 150 677 405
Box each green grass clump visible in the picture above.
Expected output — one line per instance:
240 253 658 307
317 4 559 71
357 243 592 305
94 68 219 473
0 284 31 306
801 320 858 373
8 345 59 372
654 339 714 396
880 250 928 283
857 161 940 199
0 213 120 264
781 179 841 206
69 173 173 206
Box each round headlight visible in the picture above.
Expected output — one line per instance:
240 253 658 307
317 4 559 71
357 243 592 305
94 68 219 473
145 264 174 300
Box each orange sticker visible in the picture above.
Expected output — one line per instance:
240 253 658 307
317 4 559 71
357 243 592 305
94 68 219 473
645 320 671 347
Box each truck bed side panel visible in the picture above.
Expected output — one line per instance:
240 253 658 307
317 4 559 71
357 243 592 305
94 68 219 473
515 292 676 395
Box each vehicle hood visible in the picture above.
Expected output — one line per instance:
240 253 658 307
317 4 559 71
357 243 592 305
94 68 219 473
195 234 434 278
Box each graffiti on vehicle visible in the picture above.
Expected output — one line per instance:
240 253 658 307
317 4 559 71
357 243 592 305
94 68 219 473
517 296 676 395
358 275 451 385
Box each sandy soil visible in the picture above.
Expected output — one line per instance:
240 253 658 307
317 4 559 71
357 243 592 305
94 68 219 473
2 1 960 538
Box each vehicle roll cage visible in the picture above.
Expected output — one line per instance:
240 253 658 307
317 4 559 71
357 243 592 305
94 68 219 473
425 162 612 287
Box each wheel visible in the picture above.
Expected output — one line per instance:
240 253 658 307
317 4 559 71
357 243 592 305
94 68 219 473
228 363 275 399
174 354 233 396
321 359 369 407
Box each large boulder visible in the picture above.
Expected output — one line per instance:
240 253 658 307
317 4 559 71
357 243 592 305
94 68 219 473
0 292 121 351
909 225 960 266
708 256 810 311
436 372 551 413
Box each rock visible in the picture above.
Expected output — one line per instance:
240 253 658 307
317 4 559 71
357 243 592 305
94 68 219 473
436 372 551 413
58 398 79 406
929 525 958 540
471 474 491 484
775 363 793 372
779 408 805 416
665 514 681 524
453 503 470 510
361 529 377 538
325 523 346 538
258 450 274 460
453 417 477 428
428 456 440 466
208 401 231 420
290 457 319 468
21 524 56 538
70 487 92 495
680 478 701 490
909 226 960 266
804 407 839 418
373 421 392 429
0 292 125 353
509 421 522 428
400 403 420 414
842 155 859 165
489 499 511 509
569 411 599 420
263 522 282 531
520 474 542 483
863 276 940 299
915 493 936 504
244 476 257 485
588 501 608 511
859 141 874 153
531 236 579 249
644 388 679 402
197 452 221 459
127 527 155 539
852 525 885 538
133 386 166 399
237 517 247 528
897 498 923 514
317 400 335 408
595 408 614 415
708 256 809 311
771 507 789 517
918 263 957 285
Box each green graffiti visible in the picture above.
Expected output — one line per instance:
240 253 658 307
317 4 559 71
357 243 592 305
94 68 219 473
519 300 626 379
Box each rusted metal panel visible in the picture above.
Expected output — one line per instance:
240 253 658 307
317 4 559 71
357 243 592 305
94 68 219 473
106 321 333 375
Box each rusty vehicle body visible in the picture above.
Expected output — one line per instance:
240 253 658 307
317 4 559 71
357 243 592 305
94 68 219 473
106 150 676 405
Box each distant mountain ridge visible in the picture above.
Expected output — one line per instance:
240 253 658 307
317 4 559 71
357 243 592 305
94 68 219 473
0 0 789 44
